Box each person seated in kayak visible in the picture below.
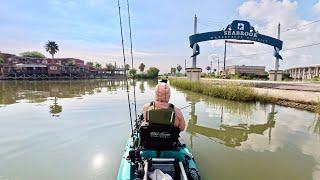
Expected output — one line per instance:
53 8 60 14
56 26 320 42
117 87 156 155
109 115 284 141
142 81 185 131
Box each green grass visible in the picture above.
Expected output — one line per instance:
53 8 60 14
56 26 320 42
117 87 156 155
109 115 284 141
316 103 320 114
169 78 266 102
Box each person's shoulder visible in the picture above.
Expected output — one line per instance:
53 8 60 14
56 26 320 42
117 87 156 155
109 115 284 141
143 102 151 110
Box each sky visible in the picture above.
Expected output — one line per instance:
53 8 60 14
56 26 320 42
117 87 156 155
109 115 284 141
0 0 320 72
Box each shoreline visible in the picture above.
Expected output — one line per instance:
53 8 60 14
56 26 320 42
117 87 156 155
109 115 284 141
170 78 320 113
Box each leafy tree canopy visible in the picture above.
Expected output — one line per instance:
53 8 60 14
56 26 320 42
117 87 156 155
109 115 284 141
86 62 94 66
147 67 160 79
0 52 3 65
20 51 46 59
129 68 137 76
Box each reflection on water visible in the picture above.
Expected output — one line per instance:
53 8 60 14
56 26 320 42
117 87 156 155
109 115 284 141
177 89 320 180
50 97 62 117
0 80 125 105
186 92 277 148
0 80 319 180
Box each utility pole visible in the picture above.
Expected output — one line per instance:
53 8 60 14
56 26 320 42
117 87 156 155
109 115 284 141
184 59 187 72
210 60 213 74
192 15 198 68
217 57 220 75
274 23 281 81
223 40 227 72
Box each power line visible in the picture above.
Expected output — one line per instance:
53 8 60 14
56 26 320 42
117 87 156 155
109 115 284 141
282 19 320 33
227 41 320 60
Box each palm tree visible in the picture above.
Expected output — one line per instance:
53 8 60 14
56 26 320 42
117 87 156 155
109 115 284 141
106 63 115 75
170 67 176 76
45 41 59 58
125 64 130 71
206 66 211 73
139 63 145 72
86 62 94 67
95 62 102 69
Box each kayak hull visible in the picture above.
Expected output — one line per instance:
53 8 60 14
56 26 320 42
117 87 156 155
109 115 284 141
117 137 199 180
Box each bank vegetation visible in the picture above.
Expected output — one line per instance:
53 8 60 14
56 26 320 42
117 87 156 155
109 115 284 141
169 78 320 113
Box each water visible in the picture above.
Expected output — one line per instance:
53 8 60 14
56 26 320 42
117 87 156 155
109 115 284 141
0 80 319 180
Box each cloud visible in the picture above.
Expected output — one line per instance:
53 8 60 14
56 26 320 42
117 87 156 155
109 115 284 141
214 0 320 70
315 0 320 14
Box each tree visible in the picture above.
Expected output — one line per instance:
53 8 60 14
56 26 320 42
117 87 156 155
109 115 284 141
129 68 137 77
95 62 102 69
147 67 160 79
125 64 130 71
139 63 145 72
106 63 115 74
0 53 3 65
171 67 176 75
86 62 94 66
206 66 211 73
20 51 46 59
45 41 59 58
177 65 182 73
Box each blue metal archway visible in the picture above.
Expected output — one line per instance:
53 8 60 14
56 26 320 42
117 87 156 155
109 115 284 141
189 20 283 59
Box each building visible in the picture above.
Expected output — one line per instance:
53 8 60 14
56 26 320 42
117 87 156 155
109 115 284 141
0 53 125 79
225 65 266 76
284 65 320 80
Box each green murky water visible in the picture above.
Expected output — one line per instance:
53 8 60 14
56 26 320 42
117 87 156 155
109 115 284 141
0 80 319 180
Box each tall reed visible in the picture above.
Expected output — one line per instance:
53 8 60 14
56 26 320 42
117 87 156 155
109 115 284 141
170 78 263 102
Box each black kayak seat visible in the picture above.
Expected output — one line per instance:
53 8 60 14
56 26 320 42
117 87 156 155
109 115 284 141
139 123 180 150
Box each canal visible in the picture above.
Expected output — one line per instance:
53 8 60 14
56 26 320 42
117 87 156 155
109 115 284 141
0 80 319 180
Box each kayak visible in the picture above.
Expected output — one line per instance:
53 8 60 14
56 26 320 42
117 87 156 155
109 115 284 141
117 123 201 180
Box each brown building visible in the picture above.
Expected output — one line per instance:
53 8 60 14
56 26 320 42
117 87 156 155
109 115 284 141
0 52 125 79
225 65 266 76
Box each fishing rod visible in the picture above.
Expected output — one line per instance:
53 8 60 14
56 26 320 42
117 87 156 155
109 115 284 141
126 0 138 122
117 0 134 136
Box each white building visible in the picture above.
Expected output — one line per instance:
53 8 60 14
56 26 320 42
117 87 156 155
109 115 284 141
285 65 320 80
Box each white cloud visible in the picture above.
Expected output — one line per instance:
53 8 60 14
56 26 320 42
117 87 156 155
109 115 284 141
209 0 320 70
315 0 320 14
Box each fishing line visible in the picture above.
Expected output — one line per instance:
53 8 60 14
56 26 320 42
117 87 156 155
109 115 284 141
117 0 134 136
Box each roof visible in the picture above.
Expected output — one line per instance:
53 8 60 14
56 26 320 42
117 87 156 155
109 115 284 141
15 64 47 68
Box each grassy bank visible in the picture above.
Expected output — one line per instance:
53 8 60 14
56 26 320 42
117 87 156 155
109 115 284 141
169 78 320 113
169 78 268 102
